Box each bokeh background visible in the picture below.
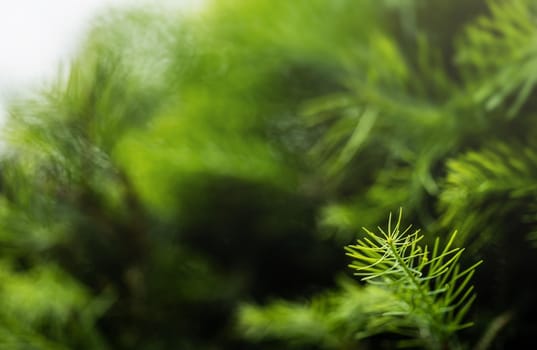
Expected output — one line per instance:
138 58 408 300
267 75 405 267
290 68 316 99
1 0 537 349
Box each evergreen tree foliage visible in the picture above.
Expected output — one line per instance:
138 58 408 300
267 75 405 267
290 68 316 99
440 142 537 248
0 0 536 349
239 278 397 349
346 211 481 348
456 0 537 118
240 211 482 349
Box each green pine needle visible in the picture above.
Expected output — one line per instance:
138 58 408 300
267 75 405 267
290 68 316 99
345 209 482 349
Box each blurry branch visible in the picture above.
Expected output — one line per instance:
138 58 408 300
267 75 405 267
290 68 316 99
302 28 467 237
0 261 111 349
456 0 537 118
439 142 537 248
474 310 514 350
238 277 398 349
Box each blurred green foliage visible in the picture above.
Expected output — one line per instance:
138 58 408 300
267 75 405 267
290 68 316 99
1 0 537 349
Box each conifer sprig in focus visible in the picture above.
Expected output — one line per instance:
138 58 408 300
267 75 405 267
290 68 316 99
345 209 483 348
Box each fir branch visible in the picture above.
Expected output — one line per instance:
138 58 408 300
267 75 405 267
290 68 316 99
237 278 400 349
456 0 537 118
345 209 482 349
439 142 537 247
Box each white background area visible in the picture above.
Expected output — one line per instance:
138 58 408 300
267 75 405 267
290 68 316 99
0 0 203 128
